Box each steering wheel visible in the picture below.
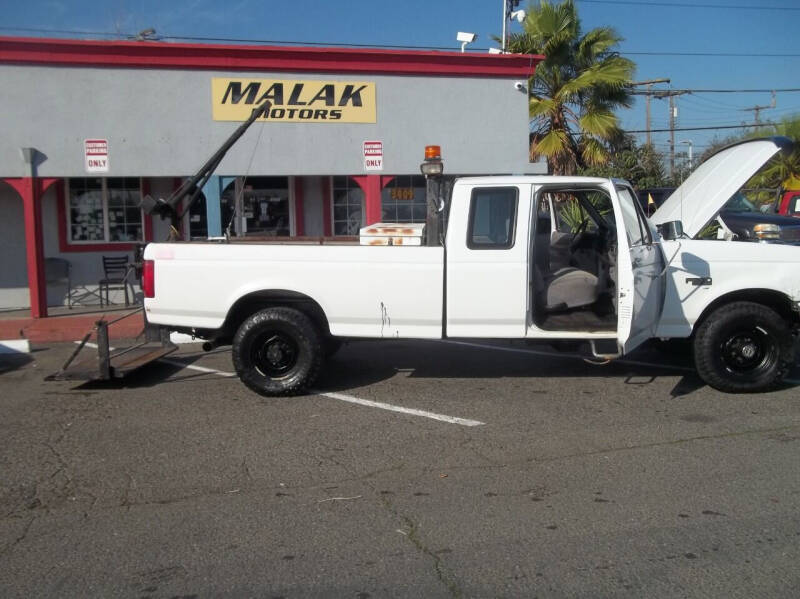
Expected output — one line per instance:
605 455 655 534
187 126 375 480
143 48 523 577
570 218 590 252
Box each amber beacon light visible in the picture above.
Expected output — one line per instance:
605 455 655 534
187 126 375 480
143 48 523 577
421 145 444 176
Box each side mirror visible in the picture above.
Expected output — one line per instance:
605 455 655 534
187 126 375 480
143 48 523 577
657 220 683 241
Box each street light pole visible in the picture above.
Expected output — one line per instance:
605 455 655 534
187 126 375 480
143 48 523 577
502 0 522 53
681 140 693 170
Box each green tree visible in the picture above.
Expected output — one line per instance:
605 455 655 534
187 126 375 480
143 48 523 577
506 0 635 174
580 135 668 188
747 116 800 191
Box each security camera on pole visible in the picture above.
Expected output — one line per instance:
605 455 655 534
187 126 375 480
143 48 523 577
456 31 477 53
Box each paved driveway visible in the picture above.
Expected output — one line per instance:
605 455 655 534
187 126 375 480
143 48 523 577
1 340 799 597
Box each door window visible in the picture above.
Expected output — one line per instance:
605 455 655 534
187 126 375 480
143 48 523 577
616 187 651 246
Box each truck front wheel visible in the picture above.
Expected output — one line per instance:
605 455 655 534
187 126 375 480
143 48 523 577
694 301 794 393
232 307 323 396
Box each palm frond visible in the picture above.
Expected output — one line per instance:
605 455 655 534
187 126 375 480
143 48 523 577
578 110 619 138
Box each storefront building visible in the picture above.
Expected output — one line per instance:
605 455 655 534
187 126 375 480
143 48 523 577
0 36 543 316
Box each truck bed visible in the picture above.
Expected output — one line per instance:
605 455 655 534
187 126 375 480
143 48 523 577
143 242 445 338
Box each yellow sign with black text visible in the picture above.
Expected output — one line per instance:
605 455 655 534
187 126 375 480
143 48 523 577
212 78 376 123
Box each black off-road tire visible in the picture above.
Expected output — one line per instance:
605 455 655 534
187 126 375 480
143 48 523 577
232 307 323 396
693 301 794 393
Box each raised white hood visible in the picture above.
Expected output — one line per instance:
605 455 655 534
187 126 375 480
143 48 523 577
650 137 792 238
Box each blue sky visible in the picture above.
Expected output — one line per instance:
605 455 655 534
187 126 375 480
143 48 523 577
3 0 799 162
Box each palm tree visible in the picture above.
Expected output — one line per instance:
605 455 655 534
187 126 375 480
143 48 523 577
505 0 635 175
753 116 800 189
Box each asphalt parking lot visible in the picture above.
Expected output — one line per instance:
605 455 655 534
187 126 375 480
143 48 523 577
2 338 800 598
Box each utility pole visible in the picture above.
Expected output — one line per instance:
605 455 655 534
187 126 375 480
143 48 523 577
629 78 670 146
630 83 690 177
647 89 690 178
741 91 776 128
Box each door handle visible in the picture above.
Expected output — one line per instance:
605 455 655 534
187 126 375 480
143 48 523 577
686 276 712 286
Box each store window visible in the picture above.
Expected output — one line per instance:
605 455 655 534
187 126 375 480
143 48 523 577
234 177 290 236
67 177 143 243
332 176 365 235
187 193 235 240
381 176 427 223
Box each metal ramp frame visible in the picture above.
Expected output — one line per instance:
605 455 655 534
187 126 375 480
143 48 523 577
46 309 176 382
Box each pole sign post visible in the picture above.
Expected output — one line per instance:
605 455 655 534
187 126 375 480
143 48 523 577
84 139 109 173
363 140 383 171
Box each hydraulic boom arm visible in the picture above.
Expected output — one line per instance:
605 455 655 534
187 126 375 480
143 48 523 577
141 99 272 229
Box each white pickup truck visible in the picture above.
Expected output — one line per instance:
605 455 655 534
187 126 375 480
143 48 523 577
143 137 800 395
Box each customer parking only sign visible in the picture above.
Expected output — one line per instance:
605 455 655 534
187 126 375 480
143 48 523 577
84 139 109 173
363 140 383 171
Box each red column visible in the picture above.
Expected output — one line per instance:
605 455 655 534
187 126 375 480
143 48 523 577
5 177 48 318
365 175 383 225
352 175 384 226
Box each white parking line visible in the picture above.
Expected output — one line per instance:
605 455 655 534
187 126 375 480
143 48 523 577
160 358 238 377
76 341 484 426
442 340 800 386
317 391 485 427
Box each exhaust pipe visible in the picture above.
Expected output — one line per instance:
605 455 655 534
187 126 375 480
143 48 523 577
202 339 223 352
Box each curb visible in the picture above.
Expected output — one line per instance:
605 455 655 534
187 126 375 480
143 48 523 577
0 339 31 354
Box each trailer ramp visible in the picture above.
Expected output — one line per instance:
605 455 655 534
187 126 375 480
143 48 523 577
46 311 176 382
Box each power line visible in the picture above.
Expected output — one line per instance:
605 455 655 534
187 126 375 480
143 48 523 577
3 26 800 58
0 26 463 50
577 0 800 11
625 123 777 133
673 88 800 93
622 51 800 57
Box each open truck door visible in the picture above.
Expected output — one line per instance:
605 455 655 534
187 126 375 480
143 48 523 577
613 183 666 355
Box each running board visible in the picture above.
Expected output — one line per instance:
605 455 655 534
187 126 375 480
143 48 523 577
589 339 622 360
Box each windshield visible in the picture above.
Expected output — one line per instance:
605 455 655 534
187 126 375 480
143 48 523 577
724 192 758 213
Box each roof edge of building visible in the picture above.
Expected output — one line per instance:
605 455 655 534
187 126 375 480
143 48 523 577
0 36 542 78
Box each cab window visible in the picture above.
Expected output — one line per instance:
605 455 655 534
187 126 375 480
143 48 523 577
467 187 518 249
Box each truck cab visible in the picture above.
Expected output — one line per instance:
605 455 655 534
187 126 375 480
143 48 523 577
445 176 662 357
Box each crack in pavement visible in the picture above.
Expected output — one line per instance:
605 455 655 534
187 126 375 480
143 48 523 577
0 516 36 558
380 496 463 598
310 449 464 598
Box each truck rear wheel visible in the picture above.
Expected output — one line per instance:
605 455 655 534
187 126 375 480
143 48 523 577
232 307 323 396
693 301 794 393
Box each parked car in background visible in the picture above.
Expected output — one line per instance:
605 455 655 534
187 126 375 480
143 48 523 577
778 186 800 219
637 187 800 244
